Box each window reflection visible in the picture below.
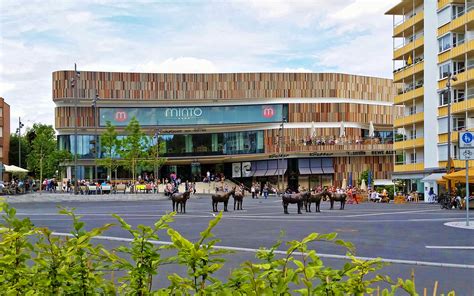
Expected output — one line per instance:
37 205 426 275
58 131 264 158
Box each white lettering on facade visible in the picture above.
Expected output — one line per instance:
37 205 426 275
165 107 203 119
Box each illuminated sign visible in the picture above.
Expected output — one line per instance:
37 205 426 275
100 104 286 127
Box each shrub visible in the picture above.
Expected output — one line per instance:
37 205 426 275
0 201 456 295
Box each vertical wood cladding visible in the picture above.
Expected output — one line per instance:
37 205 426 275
334 156 393 185
53 71 395 102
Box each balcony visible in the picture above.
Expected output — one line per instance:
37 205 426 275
439 98 474 116
452 67 474 87
438 39 474 64
438 131 459 144
393 60 424 83
394 12 424 37
394 137 424 150
395 85 424 105
438 6 474 36
265 139 393 155
394 36 424 60
438 0 466 10
394 112 424 128
439 159 474 169
394 162 424 173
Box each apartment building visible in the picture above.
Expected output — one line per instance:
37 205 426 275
387 0 474 197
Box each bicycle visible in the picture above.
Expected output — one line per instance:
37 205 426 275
439 194 451 209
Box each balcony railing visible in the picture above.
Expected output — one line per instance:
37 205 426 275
393 57 424 74
397 80 424 95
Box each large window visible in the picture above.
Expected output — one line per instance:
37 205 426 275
58 130 265 158
100 104 287 127
453 117 466 131
439 63 451 79
439 91 449 106
438 34 451 52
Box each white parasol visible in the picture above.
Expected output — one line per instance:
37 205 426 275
341 178 347 190
360 179 367 191
339 121 346 138
369 121 375 138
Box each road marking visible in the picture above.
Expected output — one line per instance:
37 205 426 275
341 209 440 218
50 232 474 269
426 246 474 250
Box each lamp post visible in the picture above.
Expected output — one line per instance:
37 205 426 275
71 64 80 194
16 117 24 167
92 91 100 184
446 72 458 199
153 128 160 182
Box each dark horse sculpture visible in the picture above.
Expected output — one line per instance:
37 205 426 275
212 187 236 212
171 190 192 213
233 188 245 210
282 191 310 214
329 193 347 210
305 190 331 213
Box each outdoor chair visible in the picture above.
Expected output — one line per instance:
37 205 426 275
101 185 112 194
88 185 99 195
116 184 127 194
80 186 89 195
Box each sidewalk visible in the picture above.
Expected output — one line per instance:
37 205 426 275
3 192 175 203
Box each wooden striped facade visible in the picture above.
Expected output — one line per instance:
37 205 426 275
53 70 396 184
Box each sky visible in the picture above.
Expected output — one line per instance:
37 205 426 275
0 0 399 132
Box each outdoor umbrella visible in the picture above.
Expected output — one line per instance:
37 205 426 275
348 172 353 187
360 179 367 191
368 170 372 189
341 178 347 190
4 165 29 173
339 121 346 138
311 121 316 139
369 121 375 138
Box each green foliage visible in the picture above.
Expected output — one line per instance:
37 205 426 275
0 201 457 295
112 212 175 295
98 121 120 181
25 123 72 178
118 117 149 182
8 133 28 167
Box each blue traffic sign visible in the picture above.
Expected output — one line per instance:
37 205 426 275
462 132 473 144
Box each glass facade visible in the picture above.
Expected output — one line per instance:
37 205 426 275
58 130 264 159
362 130 394 144
100 104 287 127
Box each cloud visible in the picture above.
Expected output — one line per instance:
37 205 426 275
0 0 400 131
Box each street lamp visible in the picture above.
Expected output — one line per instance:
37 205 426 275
92 91 100 184
16 117 24 167
153 128 161 182
71 63 80 194
446 72 458 199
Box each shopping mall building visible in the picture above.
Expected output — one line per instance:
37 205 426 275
53 71 396 189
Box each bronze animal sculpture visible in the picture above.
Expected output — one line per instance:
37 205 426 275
329 193 347 210
282 191 310 214
212 187 236 212
171 190 192 213
305 190 330 212
233 188 245 210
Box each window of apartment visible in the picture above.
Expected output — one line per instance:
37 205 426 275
439 91 449 106
395 153 405 165
453 33 465 47
0 108 3 117
409 129 417 140
408 105 417 115
454 145 459 159
410 153 417 164
438 34 452 52
439 62 451 79
454 89 465 103
453 60 465 74
438 6 451 27
452 5 465 20
0 128 3 138
453 117 466 131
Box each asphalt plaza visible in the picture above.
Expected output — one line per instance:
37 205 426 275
7 195 474 294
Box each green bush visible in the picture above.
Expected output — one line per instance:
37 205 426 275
0 201 456 295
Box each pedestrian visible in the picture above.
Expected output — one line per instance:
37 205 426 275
251 184 256 199
263 183 269 199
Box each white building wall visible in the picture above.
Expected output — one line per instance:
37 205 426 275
423 0 439 170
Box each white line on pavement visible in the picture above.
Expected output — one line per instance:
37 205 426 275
341 209 440 218
50 232 474 270
426 246 474 250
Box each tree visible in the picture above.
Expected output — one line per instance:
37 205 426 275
118 117 149 183
8 134 28 167
26 124 71 180
97 121 120 182
143 138 167 181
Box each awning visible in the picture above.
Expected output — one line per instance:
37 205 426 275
4 165 29 173
374 179 394 186
298 158 332 175
253 170 267 177
421 173 445 183
322 158 334 174
298 168 312 175
441 168 474 184
251 159 287 177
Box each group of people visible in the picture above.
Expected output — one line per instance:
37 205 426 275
250 182 273 199
296 136 387 147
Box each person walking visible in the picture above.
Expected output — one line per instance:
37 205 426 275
251 184 256 199
263 183 269 199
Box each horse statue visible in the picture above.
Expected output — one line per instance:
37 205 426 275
212 187 236 212
329 192 347 210
233 187 245 210
281 191 310 214
171 190 192 213
305 190 331 213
